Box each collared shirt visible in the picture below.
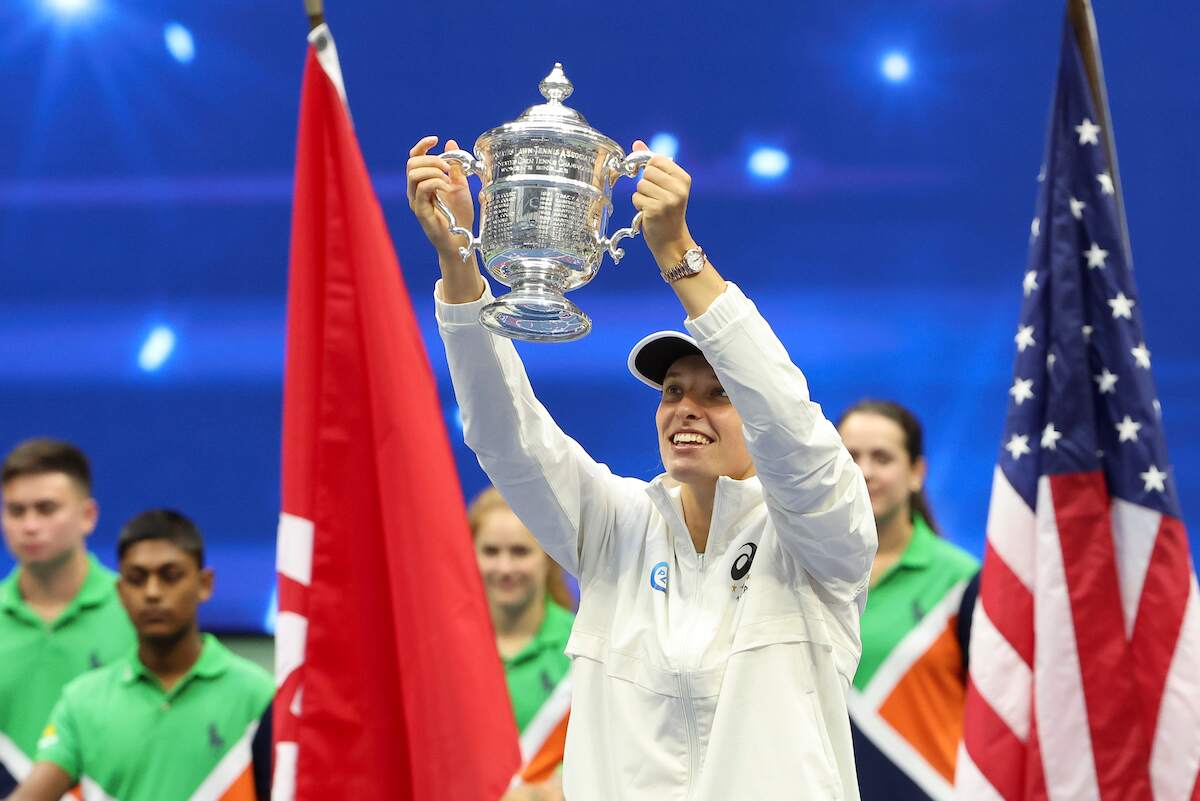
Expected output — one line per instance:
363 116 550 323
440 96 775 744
37 634 274 801
0 553 135 786
849 515 980 799
503 598 574 732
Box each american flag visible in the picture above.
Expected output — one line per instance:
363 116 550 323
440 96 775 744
954 5 1200 801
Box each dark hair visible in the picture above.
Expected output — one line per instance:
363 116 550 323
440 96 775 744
2 438 92 493
837 399 939 534
117 509 205 568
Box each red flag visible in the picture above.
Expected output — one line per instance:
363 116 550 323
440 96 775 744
272 26 520 801
955 3 1200 800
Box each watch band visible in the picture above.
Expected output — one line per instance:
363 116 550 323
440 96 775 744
661 246 706 283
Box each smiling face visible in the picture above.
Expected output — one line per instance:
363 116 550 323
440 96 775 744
117 539 212 647
1 472 96 570
655 355 755 487
474 508 550 618
838 411 926 529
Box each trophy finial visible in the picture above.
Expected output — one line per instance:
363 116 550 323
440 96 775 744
539 63 573 104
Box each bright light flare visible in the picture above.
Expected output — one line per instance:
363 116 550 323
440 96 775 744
43 0 96 17
164 22 195 64
747 147 790 180
881 51 911 82
648 132 679 160
138 326 176 372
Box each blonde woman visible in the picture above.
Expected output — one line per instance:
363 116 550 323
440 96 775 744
469 488 573 801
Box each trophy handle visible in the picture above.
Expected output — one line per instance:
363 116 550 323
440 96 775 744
599 150 655 264
433 149 485 262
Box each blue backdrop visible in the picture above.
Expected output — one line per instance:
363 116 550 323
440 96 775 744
0 0 1195 632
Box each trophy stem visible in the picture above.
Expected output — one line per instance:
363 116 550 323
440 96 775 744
479 260 592 343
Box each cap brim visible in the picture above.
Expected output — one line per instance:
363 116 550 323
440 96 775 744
627 331 702 390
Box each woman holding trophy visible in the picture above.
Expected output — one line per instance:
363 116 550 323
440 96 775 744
408 122 877 799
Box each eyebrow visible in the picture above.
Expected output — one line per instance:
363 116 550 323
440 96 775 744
663 369 719 382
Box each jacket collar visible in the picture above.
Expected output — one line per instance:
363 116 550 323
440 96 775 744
646 473 764 559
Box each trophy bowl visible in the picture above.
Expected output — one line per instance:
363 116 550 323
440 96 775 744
434 63 650 343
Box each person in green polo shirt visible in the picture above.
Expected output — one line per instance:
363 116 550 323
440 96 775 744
0 438 135 793
837 400 980 801
468 488 575 801
3 509 274 801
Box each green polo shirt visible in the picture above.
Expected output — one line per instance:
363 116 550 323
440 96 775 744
0 553 135 763
37 634 273 801
853 515 979 690
504 599 574 732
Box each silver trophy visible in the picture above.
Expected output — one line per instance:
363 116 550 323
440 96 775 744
434 63 651 343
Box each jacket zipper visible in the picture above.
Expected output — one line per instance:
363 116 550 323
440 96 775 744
681 510 713 799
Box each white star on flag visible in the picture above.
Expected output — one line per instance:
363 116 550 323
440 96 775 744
1094 368 1118 394
1031 217 1041 238
1024 271 1039 296
1037 164 1046 182
1069 197 1086 219
1041 423 1063 450
1131 342 1152 369
1015 325 1036 352
1047 352 1057 369
1108 291 1135 319
1097 172 1115 195
1075 117 1101 145
1140 465 1167 493
1005 434 1032 460
1115 415 1143 443
1082 324 1094 340
1084 242 1109 269
1010 377 1035 405
1153 399 1162 418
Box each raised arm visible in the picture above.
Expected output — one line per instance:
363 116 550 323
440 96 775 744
408 137 644 578
628 141 876 607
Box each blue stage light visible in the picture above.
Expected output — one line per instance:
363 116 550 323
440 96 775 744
138 325 176 372
881 51 911 82
164 22 195 64
648 132 679 160
264 586 278 634
43 0 96 18
747 147 790 180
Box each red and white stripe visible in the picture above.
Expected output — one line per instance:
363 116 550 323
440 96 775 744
955 468 1200 801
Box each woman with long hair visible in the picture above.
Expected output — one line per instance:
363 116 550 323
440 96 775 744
468 487 574 801
837 400 980 800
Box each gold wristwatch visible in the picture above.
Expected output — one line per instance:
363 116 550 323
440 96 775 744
660 246 706 283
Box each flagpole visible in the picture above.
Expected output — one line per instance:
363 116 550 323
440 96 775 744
304 0 325 31
1066 0 1133 267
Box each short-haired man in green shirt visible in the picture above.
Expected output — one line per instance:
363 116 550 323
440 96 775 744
3 509 274 801
0 438 135 793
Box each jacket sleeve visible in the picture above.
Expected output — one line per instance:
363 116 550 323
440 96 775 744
684 283 877 608
434 281 646 579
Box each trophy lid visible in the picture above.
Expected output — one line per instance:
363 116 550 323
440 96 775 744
476 63 623 157
514 63 590 126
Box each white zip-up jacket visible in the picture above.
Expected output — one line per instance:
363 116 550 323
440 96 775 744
436 281 877 801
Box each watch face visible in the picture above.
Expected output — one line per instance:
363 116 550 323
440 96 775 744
684 248 705 271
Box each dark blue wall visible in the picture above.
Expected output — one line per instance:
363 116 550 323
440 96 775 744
0 0 1195 631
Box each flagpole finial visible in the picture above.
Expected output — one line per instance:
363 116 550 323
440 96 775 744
303 0 325 31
